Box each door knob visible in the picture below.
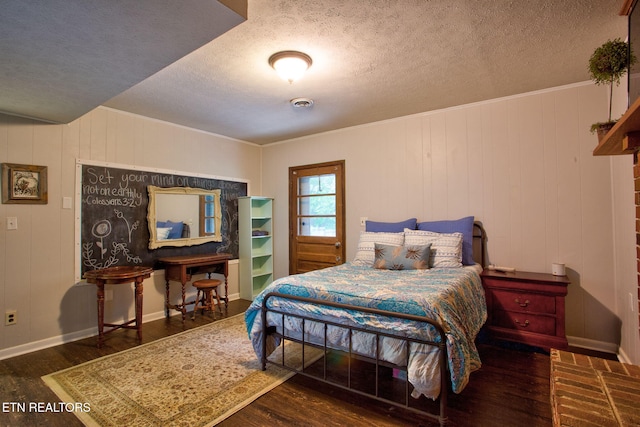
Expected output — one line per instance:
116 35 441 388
335 242 341 248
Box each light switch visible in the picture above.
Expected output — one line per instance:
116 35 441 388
63 196 73 209
7 217 17 230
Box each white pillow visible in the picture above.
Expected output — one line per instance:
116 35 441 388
353 231 404 265
404 229 463 268
156 227 172 240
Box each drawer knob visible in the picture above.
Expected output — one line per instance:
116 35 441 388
514 298 530 307
515 319 530 327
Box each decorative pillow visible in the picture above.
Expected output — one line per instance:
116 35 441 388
417 216 474 265
156 227 171 240
404 229 463 268
366 218 417 232
373 243 431 270
353 231 405 265
165 220 184 239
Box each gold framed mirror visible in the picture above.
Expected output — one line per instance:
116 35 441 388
147 185 222 249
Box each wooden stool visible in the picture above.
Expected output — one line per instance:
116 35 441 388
191 278 222 319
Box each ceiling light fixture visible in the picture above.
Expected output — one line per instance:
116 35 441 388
269 51 312 84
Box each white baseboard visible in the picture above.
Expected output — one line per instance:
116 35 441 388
617 347 634 364
567 335 619 356
0 293 241 361
0 312 621 363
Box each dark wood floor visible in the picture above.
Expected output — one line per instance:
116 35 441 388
0 300 615 427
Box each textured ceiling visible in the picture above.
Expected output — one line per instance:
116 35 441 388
0 0 246 124
0 1 628 145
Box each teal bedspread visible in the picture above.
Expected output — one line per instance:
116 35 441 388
245 263 486 398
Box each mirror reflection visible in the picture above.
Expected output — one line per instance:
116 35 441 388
147 185 222 249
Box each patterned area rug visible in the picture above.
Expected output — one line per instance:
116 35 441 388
42 314 320 426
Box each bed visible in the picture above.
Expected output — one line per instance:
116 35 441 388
244 219 487 426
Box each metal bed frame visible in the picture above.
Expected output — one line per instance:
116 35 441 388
259 222 487 426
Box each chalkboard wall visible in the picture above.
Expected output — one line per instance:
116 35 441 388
80 163 247 275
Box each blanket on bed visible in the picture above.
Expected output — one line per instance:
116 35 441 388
245 263 487 398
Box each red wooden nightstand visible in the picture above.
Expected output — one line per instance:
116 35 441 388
481 269 570 350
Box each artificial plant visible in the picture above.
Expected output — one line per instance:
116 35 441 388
588 38 636 132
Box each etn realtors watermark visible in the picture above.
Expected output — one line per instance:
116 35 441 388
2 401 90 413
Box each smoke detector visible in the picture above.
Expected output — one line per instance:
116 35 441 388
290 97 314 108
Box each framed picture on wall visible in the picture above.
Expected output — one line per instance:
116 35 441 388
1 163 48 204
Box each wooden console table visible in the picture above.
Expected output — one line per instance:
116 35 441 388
84 265 153 348
159 253 231 321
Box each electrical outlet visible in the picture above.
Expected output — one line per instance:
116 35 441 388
5 310 17 326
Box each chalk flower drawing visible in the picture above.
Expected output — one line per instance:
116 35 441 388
115 209 139 242
91 220 112 259
83 209 142 270
112 242 142 264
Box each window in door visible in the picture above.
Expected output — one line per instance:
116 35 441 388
297 173 336 237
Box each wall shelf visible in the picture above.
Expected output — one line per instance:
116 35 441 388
593 96 640 156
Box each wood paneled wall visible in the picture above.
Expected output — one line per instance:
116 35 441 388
0 107 261 356
261 82 639 361
1 82 638 364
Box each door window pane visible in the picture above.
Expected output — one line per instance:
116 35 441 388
298 195 335 216
204 195 214 216
299 174 336 196
298 217 336 237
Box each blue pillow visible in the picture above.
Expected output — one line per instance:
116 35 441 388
417 216 474 265
366 218 417 232
373 243 431 270
164 220 184 239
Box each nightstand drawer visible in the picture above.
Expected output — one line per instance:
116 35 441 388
492 310 556 335
490 289 556 314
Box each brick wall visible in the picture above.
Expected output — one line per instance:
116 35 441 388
636 156 640 341
550 349 640 426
